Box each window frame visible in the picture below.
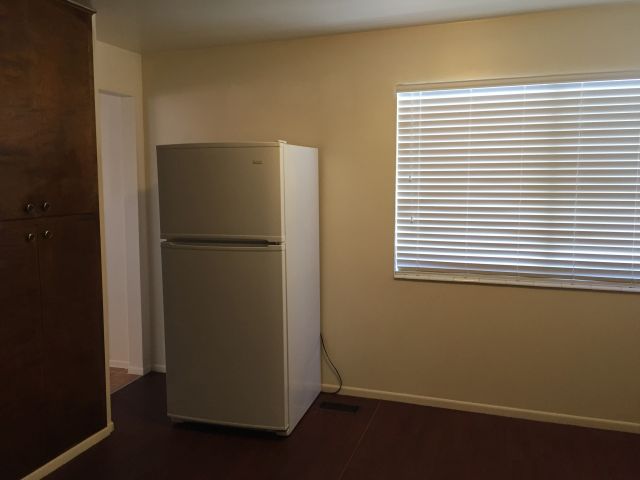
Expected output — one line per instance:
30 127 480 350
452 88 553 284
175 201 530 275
394 71 640 293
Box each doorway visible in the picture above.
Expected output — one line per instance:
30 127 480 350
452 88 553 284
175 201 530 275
99 91 144 393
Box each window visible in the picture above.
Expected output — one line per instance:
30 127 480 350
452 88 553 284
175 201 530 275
395 76 640 291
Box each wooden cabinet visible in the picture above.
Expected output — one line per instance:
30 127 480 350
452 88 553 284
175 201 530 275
0 1 107 478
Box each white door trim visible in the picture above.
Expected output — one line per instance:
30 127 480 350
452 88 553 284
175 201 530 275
99 91 146 376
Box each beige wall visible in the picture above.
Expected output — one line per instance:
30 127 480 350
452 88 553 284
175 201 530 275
95 41 151 373
142 5 640 426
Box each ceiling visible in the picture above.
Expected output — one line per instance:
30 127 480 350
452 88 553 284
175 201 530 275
91 0 628 53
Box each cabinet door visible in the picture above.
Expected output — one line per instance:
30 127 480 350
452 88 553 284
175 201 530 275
28 0 98 218
38 215 106 461
0 220 45 479
0 2 42 221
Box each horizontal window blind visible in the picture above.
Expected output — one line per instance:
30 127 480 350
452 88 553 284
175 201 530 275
395 77 640 291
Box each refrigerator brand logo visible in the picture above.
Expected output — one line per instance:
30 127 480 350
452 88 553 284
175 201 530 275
252 159 264 164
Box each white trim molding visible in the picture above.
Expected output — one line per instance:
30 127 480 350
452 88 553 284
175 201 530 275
396 70 640 92
395 272 640 294
127 365 149 376
151 364 167 373
110 361 148 376
322 384 640 434
109 360 130 370
23 422 114 480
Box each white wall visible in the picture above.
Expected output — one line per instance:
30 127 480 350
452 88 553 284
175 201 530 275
100 93 129 367
142 4 640 429
94 41 151 374
100 92 142 371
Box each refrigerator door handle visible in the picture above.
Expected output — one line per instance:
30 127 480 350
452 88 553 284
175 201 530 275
161 233 284 243
162 241 284 252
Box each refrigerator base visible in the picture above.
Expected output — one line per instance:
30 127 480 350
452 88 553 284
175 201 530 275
167 413 289 435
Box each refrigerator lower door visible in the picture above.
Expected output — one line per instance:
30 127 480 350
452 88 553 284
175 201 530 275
161 242 288 431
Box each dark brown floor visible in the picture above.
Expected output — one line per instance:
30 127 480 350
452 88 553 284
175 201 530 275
49 373 640 479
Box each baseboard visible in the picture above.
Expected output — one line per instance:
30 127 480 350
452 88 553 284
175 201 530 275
23 422 114 480
109 360 149 376
127 365 146 376
322 383 640 434
109 359 130 369
151 363 166 373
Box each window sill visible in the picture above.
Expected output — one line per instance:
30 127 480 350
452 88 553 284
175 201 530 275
394 271 640 293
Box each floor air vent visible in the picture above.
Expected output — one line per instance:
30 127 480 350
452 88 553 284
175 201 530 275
319 401 360 413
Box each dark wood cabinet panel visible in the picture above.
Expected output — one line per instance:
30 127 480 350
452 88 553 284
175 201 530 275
29 0 99 218
0 215 107 477
0 0 99 221
38 215 107 460
0 1 42 222
0 220 46 479
0 2 32 108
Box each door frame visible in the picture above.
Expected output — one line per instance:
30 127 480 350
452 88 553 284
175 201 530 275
98 90 145 376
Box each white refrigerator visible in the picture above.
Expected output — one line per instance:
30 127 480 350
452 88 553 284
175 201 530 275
157 141 320 435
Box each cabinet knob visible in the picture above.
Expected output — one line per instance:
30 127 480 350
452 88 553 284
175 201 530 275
25 203 35 213
41 201 51 212
42 230 53 240
25 233 35 242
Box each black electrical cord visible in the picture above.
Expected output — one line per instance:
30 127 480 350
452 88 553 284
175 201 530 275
320 334 343 394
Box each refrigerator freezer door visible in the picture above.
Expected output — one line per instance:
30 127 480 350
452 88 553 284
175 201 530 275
161 241 288 430
157 145 283 241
